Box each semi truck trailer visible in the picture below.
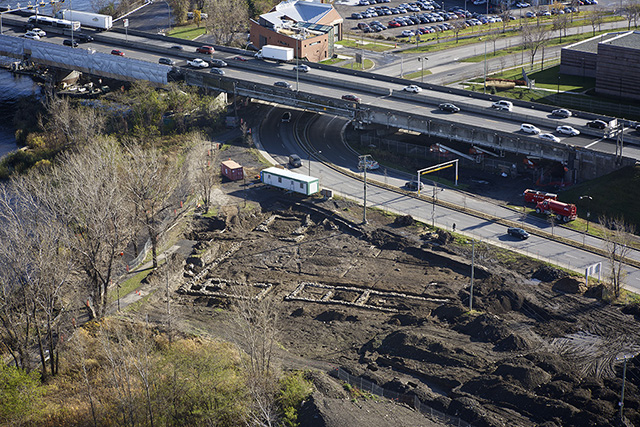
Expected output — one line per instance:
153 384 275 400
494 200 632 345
55 10 113 30
255 45 294 62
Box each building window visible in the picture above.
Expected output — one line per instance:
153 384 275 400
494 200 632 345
300 183 304 188
278 177 282 183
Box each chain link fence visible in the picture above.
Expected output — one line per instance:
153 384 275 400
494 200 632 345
330 367 473 427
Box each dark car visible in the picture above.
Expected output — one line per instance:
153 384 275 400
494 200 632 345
274 81 292 89
209 59 227 67
111 49 124 56
63 39 78 47
196 45 214 54
405 180 424 191
507 227 530 240
587 119 607 129
439 103 460 113
209 68 225 75
75 33 94 43
170 45 184 50
282 112 291 123
342 94 361 103
158 57 175 65
288 154 302 168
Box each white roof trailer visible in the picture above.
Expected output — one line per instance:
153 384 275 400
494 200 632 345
261 167 319 196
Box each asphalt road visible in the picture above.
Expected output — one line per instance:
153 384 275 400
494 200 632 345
257 106 640 294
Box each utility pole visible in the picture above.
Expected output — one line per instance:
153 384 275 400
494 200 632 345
359 154 371 224
580 195 592 234
469 239 475 311
616 354 636 424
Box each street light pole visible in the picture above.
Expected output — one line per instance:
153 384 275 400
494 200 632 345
308 150 321 176
359 154 371 224
580 195 592 233
418 57 428 83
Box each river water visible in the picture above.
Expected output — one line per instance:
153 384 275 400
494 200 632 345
0 0 98 159
0 67 42 159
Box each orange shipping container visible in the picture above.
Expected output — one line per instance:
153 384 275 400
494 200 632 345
221 160 244 181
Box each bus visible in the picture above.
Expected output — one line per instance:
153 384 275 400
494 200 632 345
28 15 81 31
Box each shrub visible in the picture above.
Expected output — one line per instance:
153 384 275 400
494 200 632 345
277 371 314 427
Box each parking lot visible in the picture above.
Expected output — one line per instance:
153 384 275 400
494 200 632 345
335 0 593 40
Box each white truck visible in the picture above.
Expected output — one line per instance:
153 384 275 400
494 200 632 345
55 10 113 30
255 45 294 62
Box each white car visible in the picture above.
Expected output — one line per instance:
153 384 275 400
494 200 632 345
23 32 40 40
491 100 513 111
358 158 380 170
292 64 310 73
403 85 422 93
401 30 415 37
187 58 209 68
520 123 540 134
30 28 46 37
556 125 580 136
473 0 487 4
539 133 561 143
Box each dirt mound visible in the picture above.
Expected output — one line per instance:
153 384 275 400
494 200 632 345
455 314 511 344
483 289 524 313
368 229 412 250
291 307 305 317
492 362 552 390
552 277 587 294
532 266 564 282
393 215 415 227
622 302 640 317
432 304 466 323
316 310 347 322
388 313 425 326
495 333 531 352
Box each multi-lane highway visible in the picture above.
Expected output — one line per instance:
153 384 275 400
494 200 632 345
2 15 639 162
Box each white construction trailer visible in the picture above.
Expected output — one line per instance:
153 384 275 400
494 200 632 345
260 167 319 196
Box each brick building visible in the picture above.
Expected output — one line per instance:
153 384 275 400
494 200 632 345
560 30 640 101
250 0 343 63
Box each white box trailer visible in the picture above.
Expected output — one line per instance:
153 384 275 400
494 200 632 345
261 167 319 196
255 45 294 62
56 9 113 30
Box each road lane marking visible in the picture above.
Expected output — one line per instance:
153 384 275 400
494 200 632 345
585 138 605 149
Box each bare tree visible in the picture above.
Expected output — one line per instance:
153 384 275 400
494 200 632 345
48 139 133 320
600 216 635 298
452 20 466 43
622 0 640 29
498 2 512 33
0 175 74 377
42 95 105 150
122 143 178 269
552 12 569 42
204 0 249 46
521 21 550 67
233 287 280 426
588 7 606 35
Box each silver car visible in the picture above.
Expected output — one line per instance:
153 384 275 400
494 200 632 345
556 125 580 136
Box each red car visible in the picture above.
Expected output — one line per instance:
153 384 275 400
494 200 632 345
342 94 361 103
196 45 214 54
233 56 248 61
111 49 124 56
388 20 401 27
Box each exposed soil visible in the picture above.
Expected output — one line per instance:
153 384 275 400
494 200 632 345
137 141 640 427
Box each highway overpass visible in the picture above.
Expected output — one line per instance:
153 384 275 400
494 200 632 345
0 14 637 183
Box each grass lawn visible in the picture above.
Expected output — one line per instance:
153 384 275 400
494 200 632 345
560 164 640 232
321 57 345 65
109 267 154 303
341 59 375 70
402 69 433 80
337 38 395 52
168 24 207 40
478 65 595 92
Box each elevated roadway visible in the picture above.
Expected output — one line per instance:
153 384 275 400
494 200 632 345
0 14 638 180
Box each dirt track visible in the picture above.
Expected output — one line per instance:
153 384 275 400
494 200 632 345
135 142 640 427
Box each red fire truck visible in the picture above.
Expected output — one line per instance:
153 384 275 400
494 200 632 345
535 199 577 222
523 189 557 204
